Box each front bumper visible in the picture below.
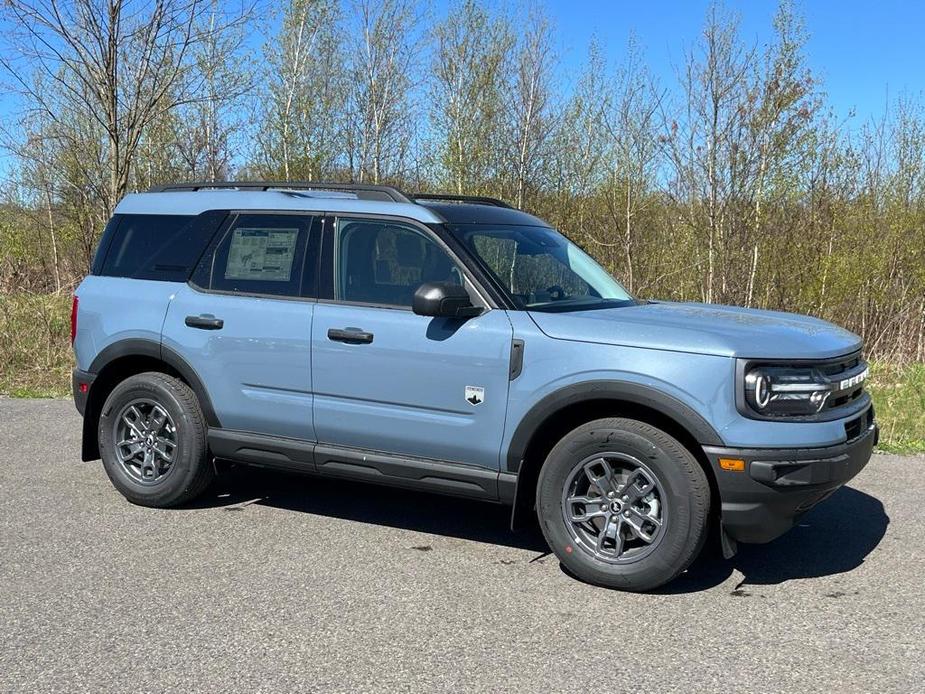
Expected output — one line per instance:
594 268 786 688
704 417 877 544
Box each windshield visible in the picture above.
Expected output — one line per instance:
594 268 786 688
449 224 634 312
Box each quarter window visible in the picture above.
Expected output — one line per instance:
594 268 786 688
98 213 222 282
335 219 463 307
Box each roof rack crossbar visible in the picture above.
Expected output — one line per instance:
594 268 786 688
413 193 513 209
147 180 411 203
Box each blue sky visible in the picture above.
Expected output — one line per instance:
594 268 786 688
0 0 921 177
528 0 922 125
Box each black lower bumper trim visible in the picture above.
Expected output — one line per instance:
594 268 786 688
71 368 95 416
704 423 877 544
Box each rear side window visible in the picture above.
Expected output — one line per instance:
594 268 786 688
205 213 314 298
98 212 225 282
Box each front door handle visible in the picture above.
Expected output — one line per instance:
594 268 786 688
327 327 374 344
185 314 224 330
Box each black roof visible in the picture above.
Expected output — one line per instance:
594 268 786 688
420 201 550 226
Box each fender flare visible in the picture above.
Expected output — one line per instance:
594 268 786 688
504 379 725 474
87 338 220 427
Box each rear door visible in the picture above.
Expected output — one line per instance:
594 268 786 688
311 215 513 469
162 212 319 440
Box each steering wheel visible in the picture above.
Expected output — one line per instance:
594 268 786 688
546 285 567 300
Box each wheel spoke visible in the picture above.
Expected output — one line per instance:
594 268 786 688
566 495 607 523
116 439 143 462
583 458 618 496
620 468 656 501
154 437 175 463
146 406 168 435
122 406 145 439
596 516 623 556
140 449 157 480
625 506 661 544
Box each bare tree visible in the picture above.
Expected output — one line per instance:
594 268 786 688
345 0 422 184
1 0 249 215
430 0 513 194
256 0 345 181
506 7 557 208
602 37 663 293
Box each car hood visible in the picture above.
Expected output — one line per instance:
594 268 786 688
528 301 862 360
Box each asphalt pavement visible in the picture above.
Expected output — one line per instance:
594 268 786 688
1 398 923 693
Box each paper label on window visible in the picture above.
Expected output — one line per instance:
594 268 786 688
225 228 298 282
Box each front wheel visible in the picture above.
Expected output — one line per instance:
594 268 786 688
98 372 214 507
536 418 710 591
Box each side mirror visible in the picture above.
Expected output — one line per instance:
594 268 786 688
412 282 482 318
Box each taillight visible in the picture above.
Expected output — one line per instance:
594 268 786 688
70 295 79 345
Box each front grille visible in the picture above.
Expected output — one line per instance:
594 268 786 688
816 352 868 414
817 353 863 377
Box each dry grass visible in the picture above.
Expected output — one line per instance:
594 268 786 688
0 293 72 397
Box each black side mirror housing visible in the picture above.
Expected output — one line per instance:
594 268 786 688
412 282 482 318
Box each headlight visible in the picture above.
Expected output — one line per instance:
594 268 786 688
741 362 868 417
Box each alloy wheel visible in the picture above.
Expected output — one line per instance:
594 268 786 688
561 452 668 564
112 399 178 485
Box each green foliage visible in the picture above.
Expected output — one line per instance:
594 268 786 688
868 363 925 454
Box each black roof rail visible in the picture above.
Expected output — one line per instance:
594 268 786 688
146 180 412 203
413 193 513 209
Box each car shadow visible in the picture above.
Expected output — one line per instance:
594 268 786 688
188 465 888 592
188 463 549 553
658 486 889 594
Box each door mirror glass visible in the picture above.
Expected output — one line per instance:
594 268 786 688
412 282 482 318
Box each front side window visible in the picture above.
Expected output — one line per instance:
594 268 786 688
208 213 313 297
449 224 634 312
335 218 462 307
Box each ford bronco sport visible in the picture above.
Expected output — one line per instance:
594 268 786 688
72 181 877 591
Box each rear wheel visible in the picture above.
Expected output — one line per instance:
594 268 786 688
98 372 213 507
537 417 710 591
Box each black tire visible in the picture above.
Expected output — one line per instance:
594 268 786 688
98 371 214 508
536 417 710 591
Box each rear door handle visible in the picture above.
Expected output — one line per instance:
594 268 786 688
185 314 224 330
327 327 374 344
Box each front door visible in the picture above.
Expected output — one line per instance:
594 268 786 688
162 212 318 440
311 216 513 469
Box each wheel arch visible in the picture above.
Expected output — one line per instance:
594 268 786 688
81 339 219 461
507 381 724 531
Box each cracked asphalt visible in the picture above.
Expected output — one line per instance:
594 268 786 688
1 398 923 693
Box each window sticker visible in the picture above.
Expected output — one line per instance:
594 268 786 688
224 228 298 282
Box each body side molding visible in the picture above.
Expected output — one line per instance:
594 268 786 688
207 429 505 503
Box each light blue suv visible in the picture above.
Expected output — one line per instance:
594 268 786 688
72 182 877 591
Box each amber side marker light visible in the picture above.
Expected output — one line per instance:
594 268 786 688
718 458 746 472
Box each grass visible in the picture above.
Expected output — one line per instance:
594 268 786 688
1 292 923 454
0 292 72 398
867 362 925 454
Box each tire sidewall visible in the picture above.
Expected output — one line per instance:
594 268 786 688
537 420 705 591
98 374 207 507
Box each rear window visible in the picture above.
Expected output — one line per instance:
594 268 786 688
97 212 225 282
